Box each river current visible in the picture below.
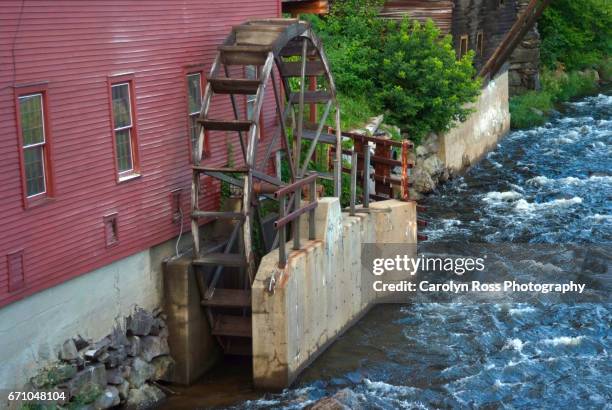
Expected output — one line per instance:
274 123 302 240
229 93 612 409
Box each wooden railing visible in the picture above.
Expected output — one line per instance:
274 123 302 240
329 130 413 212
274 173 318 269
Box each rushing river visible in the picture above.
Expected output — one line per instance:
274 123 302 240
230 93 611 409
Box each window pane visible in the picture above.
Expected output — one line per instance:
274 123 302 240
115 129 133 172
245 65 257 80
247 97 256 120
187 74 201 114
190 114 199 149
112 83 131 129
19 94 44 146
246 66 257 120
24 146 45 196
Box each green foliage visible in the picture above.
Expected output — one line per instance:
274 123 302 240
539 0 612 70
333 93 378 131
509 67 600 129
68 382 102 408
509 91 552 129
305 0 384 97
302 3 481 143
377 19 481 141
597 57 612 82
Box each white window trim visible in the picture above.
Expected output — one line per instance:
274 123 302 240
187 73 202 116
19 93 48 198
111 82 136 175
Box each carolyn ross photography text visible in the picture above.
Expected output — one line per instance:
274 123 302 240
373 280 587 294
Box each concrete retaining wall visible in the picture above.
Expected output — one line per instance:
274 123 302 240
252 198 417 389
438 70 511 172
0 235 188 391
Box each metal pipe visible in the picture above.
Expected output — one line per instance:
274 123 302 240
309 176 316 240
334 109 341 197
278 195 286 268
363 143 370 208
293 182 301 250
350 151 357 216
276 200 317 230
274 173 317 197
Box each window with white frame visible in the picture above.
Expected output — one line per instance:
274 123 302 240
19 93 48 197
111 82 136 176
187 73 202 150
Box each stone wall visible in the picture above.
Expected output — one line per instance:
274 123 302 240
509 0 542 95
0 233 190 402
251 198 417 389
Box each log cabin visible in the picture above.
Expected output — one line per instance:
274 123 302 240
283 0 537 86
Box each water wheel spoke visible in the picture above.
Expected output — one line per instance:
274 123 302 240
190 19 341 356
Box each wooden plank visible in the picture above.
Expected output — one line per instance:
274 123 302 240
192 166 250 173
191 211 245 221
279 61 326 77
219 45 270 65
289 91 331 104
233 24 286 32
302 129 336 145
279 39 318 57
212 315 252 338
208 78 261 95
236 29 281 47
201 289 251 308
193 253 247 267
248 18 299 25
198 119 253 132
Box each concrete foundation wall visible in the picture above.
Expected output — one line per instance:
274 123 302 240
0 235 187 390
163 258 220 385
252 199 417 389
438 70 511 172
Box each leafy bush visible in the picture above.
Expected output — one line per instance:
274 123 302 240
539 0 612 70
304 1 384 98
304 2 481 143
377 19 481 141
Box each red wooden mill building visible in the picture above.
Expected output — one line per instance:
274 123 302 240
1 1 282 308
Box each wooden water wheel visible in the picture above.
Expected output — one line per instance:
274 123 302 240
190 19 342 355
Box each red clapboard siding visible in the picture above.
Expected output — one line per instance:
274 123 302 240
0 0 281 307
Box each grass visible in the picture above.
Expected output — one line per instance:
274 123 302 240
509 66 601 129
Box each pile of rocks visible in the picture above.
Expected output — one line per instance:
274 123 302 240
29 307 174 409
410 132 451 198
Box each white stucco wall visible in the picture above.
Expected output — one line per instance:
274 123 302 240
438 70 511 172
